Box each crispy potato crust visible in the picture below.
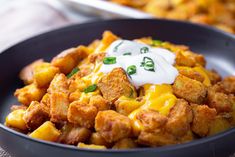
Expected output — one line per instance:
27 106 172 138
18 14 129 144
95 110 131 143
98 68 137 103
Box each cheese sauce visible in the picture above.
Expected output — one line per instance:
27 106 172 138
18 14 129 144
99 40 179 88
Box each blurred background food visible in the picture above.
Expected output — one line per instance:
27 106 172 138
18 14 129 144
0 0 234 52
110 0 235 33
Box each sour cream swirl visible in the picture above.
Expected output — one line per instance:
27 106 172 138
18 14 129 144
99 40 178 88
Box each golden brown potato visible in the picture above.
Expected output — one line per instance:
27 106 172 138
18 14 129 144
179 130 194 143
48 74 70 123
95 110 131 143
50 92 69 123
33 62 59 87
165 99 193 137
23 101 49 130
206 69 222 85
112 138 137 149
95 31 119 53
51 46 89 74
19 59 44 85
190 14 213 25
68 77 87 93
5 109 27 131
89 95 110 111
191 104 217 137
40 93 50 107
208 116 231 136
69 90 82 102
89 132 112 148
10 105 27 111
68 101 97 129
173 75 207 104
58 123 91 145
98 68 137 103
88 52 106 63
137 130 177 147
207 85 233 113
29 121 61 142
77 143 107 149
48 73 69 94
14 83 46 106
177 66 205 82
112 0 149 8
220 76 235 94
136 109 168 132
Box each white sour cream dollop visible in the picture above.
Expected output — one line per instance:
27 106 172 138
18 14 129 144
99 40 179 88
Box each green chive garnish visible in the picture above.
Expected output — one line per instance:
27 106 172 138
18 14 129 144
67 67 79 78
114 41 123 52
103 57 116 64
140 47 149 54
123 52 132 56
84 84 97 93
151 40 163 46
140 57 155 72
127 65 137 75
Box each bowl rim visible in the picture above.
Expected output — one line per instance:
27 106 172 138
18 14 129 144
1 18 235 153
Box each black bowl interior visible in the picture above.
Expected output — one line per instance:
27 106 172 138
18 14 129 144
0 19 235 157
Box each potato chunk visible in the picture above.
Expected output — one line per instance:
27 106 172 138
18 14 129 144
95 110 131 143
51 46 89 74
165 99 193 137
5 109 27 130
112 138 137 149
88 52 106 63
208 89 233 113
33 62 59 87
191 104 217 137
23 101 49 130
94 31 119 53
89 132 111 147
221 76 235 94
19 59 44 84
89 95 110 111
50 92 69 123
48 73 69 94
208 116 231 136
77 143 106 149
206 69 221 85
173 75 207 104
178 66 205 82
14 84 46 106
138 130 177 147
29 121 61 142
136 109 168 132
58 123 91 145
98 68 137 103
68 101 97 128
48 74 70 122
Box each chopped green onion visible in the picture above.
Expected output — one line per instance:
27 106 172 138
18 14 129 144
127 65 137 75
114 41 123 52
103 57 116 64
84 84 97 93
140 57 155 72
140 47 149 54
123 52 132 56
151 40 163 46
67 67 79 78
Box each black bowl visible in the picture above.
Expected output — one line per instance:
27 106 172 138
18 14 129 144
0 19 235 157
